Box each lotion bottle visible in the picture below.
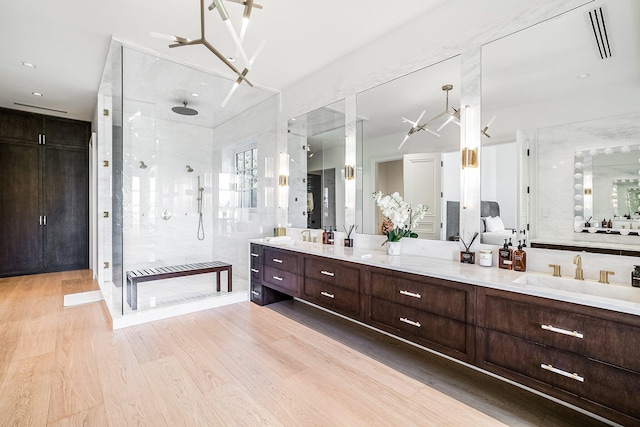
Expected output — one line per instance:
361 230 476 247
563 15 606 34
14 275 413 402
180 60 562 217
322 227 328 244
513 240 527 272
499 239 513 270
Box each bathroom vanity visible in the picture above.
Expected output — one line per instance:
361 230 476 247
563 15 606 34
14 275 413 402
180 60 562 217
249 240 640 426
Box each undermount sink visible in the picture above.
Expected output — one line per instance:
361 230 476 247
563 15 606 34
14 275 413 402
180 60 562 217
513 273 640 304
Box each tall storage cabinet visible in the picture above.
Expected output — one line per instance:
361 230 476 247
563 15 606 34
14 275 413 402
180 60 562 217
0 107 90 277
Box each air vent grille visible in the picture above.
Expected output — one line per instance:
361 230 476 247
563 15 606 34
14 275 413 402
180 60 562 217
586 6 612 59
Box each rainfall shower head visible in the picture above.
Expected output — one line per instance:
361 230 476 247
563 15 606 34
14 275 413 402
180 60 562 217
172 101 198 116
186 165 194 172
139 161 148 169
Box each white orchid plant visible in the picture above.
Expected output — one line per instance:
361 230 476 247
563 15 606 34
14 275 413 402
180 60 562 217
372 191 429 243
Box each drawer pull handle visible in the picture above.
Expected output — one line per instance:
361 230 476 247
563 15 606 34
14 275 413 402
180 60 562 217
540 364 584 382
250 253 259 257
541 324 584 339
273 258 283 263
399 317 421 328
272 276 283 281
250 268 259 273
251 290 260 296
320 270 335 277
320 291 335 299
399 290 421 299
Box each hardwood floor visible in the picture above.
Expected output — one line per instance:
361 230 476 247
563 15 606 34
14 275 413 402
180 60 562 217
0 270 609 426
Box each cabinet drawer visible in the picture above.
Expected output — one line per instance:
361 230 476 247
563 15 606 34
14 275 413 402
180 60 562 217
264 248 300 274
250 280 291 306
369 270 470 322
479 288 640 373
249 244 261 280
303 277 361 317
479 329 640 424
263 265 300 296
368 297 469 358
304 257 360 292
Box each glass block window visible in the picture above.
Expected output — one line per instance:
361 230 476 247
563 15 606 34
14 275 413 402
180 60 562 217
236 147 257 208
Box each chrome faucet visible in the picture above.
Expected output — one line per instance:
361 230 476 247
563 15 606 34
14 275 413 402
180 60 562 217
573 254 584 280
301 229 311 242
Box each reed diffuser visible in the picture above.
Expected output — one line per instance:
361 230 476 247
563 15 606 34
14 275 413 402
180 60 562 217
459 232 479 264
344 224 357 247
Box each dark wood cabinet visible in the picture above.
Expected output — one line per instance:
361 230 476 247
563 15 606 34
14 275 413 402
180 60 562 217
366 268 475 363
477 287 640 426
302 256 363 320
249 243 640 426
249 244 291 306
0 108 89 277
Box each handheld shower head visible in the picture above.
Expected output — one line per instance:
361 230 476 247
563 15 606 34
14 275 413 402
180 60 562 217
186 165 194 172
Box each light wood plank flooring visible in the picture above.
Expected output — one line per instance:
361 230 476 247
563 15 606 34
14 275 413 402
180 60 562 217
0 270 608 426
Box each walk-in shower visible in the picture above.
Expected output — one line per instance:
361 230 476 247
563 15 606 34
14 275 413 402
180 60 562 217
197 175 205 240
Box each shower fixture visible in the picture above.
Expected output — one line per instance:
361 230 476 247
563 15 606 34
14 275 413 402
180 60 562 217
139 161 148 169
186 165 194 172
172 101 199 116
197 176 205 240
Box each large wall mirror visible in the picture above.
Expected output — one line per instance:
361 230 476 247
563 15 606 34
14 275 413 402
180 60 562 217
356 56 461 240
481 0 640 247
287 100 346 230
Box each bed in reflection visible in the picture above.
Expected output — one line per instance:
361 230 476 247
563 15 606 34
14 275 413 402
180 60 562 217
446 200 516 245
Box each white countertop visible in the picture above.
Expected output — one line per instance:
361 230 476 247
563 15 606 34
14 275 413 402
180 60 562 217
252 238 640 317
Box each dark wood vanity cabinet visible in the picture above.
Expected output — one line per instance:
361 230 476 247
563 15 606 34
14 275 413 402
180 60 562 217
302 255 363 320
249 243 291 306
477 287 640 426
365 267 476 363
261 247 302 297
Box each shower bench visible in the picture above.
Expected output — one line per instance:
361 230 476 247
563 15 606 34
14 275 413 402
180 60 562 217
126 261 232 310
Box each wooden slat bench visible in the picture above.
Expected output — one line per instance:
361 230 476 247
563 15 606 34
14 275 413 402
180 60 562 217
126 261 232 310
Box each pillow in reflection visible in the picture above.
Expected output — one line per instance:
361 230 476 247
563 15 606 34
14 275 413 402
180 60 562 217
485 216 506 232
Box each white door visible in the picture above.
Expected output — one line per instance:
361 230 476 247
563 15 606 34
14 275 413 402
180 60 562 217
403 153 442 240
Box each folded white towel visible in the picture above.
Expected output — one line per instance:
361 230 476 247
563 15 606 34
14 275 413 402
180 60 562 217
266 236 293 243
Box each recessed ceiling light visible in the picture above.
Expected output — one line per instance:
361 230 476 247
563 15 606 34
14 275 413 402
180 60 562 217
577 73 590 79
22 62 36 68
191 92 199 97
227 57 236 62
32 92 43 97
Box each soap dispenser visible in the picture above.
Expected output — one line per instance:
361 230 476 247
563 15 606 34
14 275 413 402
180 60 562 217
499 239 513 270
322 227 328 244
513 240 527 272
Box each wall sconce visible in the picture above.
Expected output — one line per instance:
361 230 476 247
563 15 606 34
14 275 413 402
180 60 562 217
344 164 355 180
461 147 478 169
278 152 289 187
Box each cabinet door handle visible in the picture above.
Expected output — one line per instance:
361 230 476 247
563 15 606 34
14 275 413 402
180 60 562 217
320 270 334 277
250 268 259 273
272 275 283 281
540 364 584 382
39 215 43 225
251 290 260 296
541 324 584 339
399 317 421 328
320 291 335 299
43 215 47 225
399 290 421 299
250 253 259 257
272 258 283 263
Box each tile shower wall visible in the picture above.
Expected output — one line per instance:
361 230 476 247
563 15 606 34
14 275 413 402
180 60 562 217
122 99 214 270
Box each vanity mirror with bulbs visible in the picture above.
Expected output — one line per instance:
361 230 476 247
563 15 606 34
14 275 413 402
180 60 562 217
481 0 640 250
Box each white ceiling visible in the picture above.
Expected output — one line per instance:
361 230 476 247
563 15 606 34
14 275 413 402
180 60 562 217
0 0 446 122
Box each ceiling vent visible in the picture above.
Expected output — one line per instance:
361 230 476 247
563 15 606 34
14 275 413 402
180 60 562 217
585 6 612 59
